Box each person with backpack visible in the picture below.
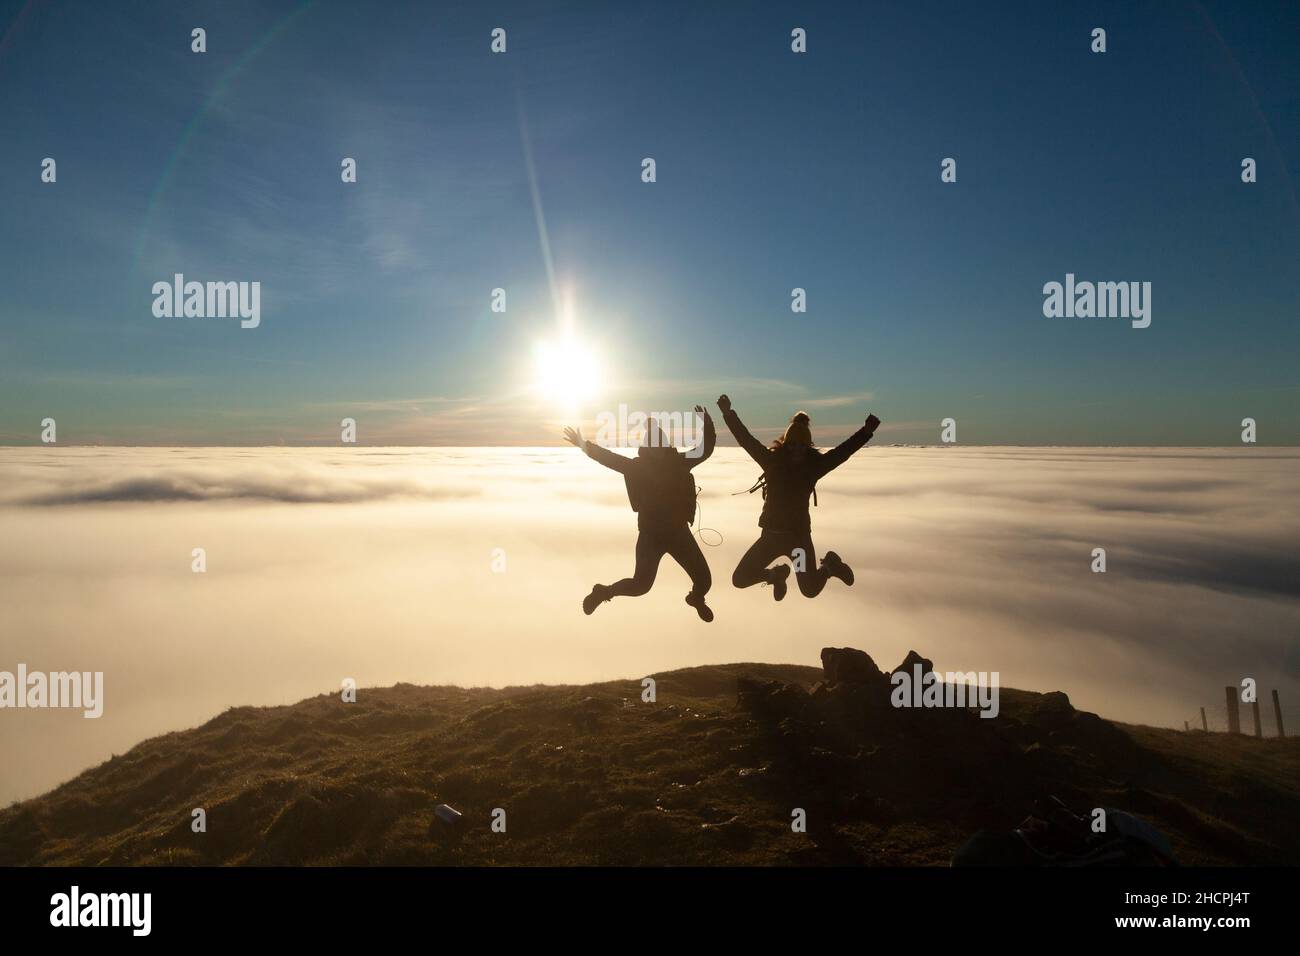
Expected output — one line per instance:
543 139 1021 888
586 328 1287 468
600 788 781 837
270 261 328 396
563 406 716 621
718 393 879 600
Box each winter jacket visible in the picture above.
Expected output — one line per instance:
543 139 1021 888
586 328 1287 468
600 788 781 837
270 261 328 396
723 407 872 533
583 414 715 529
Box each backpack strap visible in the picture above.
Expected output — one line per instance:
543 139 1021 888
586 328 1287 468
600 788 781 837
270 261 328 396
735 474 767 498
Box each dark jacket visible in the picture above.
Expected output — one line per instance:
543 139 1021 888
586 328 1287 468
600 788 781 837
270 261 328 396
723 408 872 533
583 414 715 529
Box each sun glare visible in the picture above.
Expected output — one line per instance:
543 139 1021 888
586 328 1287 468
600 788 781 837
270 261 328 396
533 336 602 409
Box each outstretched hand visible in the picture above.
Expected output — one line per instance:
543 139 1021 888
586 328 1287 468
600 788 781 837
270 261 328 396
694 404 710 419
562 426 584 448
717 394 732 414
865 414 881 433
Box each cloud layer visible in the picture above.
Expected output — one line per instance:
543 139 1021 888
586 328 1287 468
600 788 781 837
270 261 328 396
1 445 1297 805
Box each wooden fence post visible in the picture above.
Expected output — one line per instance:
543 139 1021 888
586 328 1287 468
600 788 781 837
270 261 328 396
1274 689 1285 738
1226 686 1240 735
1200 707 1208 732
1252 699 1262 738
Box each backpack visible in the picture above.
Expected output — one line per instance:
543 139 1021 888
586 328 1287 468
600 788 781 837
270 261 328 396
738 443 824 509
625 452 699 526
739 473 818 509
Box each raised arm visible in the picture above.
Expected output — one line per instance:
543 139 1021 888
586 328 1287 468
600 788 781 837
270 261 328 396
717 394 770 468
684 405 716 468
816 414 880 476
563 426 632 474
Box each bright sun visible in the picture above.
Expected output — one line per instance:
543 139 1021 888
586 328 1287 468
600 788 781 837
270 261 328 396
533 336 602 408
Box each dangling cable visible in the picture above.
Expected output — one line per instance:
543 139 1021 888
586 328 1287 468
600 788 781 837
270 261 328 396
693 484 723 547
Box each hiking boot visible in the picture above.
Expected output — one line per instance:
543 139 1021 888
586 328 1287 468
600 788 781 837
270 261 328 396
685 591 714 623
583 584 612 615
822 551 854 586
769 564 791 601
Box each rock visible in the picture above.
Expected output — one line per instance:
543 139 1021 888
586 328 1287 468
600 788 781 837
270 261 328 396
434 803 462 825
891 650 934 679
735 676 764 701
1040 691 1072 712
701 815 756 850
737 678 812 724
701 814 740 829
820 647 885 685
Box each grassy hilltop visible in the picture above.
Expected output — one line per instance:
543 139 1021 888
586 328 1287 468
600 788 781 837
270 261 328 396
3 650 1298 866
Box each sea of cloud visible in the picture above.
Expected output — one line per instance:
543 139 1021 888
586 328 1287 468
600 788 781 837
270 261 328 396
1 445 1298 805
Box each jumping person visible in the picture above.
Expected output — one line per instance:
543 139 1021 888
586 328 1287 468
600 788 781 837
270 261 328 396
563 406 716 621
717 393 879 600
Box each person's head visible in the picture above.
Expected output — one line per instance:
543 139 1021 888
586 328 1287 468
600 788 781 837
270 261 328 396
639 416 673 456
771 411 814 459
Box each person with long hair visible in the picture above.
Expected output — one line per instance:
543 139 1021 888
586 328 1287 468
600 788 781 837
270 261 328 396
717 394 879 600
563 406 716 621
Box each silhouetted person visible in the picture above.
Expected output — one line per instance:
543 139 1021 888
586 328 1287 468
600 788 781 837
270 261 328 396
564 406 716 621
718 394 879 600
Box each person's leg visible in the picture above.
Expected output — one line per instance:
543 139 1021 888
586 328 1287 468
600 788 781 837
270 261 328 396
586 531 667 613
792 534 855 598
792 533 829 598
820 546 855 589
731 532 789 588
666 527 712 596
665 526 715 621
606 530 666 598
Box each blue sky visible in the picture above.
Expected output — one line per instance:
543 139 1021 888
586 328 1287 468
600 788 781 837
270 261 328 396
1 0 1297 444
